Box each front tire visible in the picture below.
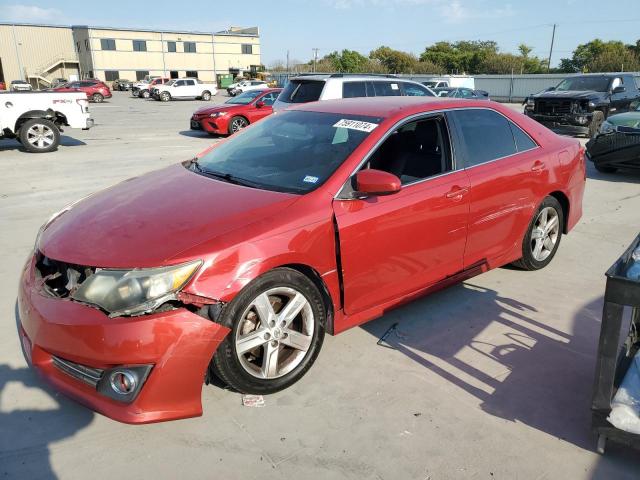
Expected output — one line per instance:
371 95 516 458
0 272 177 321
588 111 604 138
141 90 150 98
92 93 104 103
19 118 60 153
212 268 326 394
228 116 248 134
513 196 564 270
159 91 171 102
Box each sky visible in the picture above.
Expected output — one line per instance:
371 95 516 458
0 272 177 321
2 0 640 67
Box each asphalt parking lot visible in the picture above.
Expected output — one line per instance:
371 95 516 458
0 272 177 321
1 92 640 479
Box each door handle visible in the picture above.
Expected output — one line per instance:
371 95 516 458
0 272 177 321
531 161 546 172
445 187 469 199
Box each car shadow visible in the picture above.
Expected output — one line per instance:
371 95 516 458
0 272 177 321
0 136 86 153
359 282 640 470
178 130 224 139
586 162 640 183
1 303 95 479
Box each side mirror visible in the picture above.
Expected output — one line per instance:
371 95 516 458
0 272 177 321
613 86 626 94
255 101 265 108
355 169 401 196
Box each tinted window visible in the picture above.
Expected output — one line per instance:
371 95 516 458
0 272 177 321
104 71 119 81
278 80 325 104
343 81 368 98
186 79 196 86
555 76 609 92
402 82 434 97
184 42 196 53
365 116 452 185
197 111 381 193
175 80 185 87
372 81 401 97
509 121 537 152
261 92 278 106
132 40 147 52
135 71 149 81
167 41 176 52
100 39 116 51
242 44 253 54
451 109 517 167
185 71 198 79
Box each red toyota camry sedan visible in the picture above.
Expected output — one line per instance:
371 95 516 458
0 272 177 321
18 97 585 423
190 88 282 135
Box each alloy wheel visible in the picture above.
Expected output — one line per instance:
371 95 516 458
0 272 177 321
530 206 560 262
235 287 314 379
230 118 248 133
26 124 55 150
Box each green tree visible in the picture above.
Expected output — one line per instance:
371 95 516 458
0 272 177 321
369 46 418 73
420 40 499 73
323 49 369 73
559 39 640 72
518 44 533 58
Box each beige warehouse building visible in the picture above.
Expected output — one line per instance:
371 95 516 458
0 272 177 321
0 23 261 87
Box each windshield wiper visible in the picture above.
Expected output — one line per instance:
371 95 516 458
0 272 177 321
191 160 261 189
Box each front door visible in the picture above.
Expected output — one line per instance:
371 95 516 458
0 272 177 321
333 114 470 315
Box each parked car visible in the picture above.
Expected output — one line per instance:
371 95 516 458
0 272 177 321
10 80 33 92
586 104 640 173
423 76 475 89
112 79 133 91
51 80 112 103
433 87 489 100
228 80 268 96
152 78 217 102
272 74 435 112
18 97 585 423
191 88 282 135
524 73 640 137
132 77 170 98
0 90 92 152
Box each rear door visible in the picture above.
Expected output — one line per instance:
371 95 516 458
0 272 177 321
448 108 542 268
333 113 470 314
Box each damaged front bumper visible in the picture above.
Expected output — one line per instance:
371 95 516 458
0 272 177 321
586 129 640 171
525 110 593 131
17 254 230 424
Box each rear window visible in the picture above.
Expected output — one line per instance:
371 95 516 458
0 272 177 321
401 82 434 97
279 80 325 104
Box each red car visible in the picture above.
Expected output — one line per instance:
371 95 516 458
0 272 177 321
190 88 281 135
52 80 112 103
18 97 585 423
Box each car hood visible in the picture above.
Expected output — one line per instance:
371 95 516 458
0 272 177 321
39 163 299 268
533 90 606 101
193 103 244 116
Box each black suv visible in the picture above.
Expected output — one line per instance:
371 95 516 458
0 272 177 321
524 74 640 137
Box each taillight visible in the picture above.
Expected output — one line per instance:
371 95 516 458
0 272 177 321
76 98 89 112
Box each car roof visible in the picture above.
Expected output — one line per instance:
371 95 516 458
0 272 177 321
288 96 504 119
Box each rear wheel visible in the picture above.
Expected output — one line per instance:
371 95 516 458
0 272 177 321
211 268 326 394
513 196 564 270
202 91 212 101
19 118 60 153
228 116 248 134
92 93 104 103
588 111 604 138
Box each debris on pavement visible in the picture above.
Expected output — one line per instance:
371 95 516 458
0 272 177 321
242 394 265 407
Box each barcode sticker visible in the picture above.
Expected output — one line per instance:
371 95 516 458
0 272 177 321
333 119 378 133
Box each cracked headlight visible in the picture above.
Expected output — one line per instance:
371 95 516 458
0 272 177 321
599 121 615 135
72 260 202 316
526 97 535 106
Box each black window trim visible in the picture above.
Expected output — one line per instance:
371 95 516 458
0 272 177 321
336 111 460 199
446 107 541 171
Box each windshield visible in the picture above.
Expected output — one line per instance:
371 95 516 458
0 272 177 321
555 76 611 92
278 80 325 104
195 111 381 193
226 90 263 104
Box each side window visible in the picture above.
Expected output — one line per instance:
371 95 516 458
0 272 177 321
186 80 195 86
402 83 431 96
611 77 622 90
372 81 401 97
450 109 517 167
175 80 185 87
342 81 367 98
261 93 277 106
509 121 537 152
363 116 452 185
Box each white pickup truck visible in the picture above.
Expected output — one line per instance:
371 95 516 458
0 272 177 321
0 91 93 152
152 78 217 102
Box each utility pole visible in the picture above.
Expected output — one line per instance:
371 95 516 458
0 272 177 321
547 23 556 72
286 50 290 73
312 48 319 73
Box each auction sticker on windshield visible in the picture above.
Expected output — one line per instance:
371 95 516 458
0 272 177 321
333 119 378 133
